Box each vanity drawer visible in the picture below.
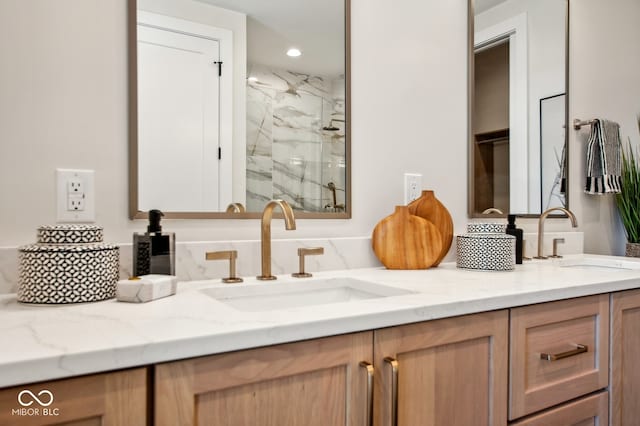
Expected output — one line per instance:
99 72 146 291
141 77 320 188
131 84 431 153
509 391 608 426
509 294 609 420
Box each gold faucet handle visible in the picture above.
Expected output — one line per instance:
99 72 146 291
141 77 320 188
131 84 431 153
205 250 243 283
550 238 566 258
292 247 324 278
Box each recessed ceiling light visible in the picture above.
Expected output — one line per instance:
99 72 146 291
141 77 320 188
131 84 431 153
286 48 302 57
248 76 258 82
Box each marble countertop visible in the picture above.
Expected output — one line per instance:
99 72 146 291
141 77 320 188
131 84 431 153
1 254 640 388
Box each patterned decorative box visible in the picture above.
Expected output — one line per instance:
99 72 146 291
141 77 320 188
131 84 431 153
18 225 119 304
37 224 104 244
466 223 507 234
456 224 515 271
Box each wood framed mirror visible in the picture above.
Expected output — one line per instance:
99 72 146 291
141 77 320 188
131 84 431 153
468 0 569 218
128 0 351 219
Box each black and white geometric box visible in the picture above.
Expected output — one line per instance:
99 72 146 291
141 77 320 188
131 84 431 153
456 223 515 271
18 225 119 304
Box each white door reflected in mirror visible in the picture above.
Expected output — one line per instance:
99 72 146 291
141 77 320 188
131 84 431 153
138 17 223 211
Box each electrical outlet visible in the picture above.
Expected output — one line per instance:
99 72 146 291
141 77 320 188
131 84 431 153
67 179 83 194
404 173 422 205
56 169 95 222
67 194 85 211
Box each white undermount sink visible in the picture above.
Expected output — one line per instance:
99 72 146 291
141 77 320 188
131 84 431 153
200 277 414 312
556 255 640 271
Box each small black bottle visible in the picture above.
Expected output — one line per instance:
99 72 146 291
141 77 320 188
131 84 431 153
506 214 523 264
133 210 176 276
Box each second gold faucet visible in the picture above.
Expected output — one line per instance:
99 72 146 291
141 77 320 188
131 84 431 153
258 200 296 280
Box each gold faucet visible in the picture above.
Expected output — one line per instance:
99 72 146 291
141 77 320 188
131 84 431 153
226 202 246 213
482 207 504 214
257 200 296 280
534 207 578 259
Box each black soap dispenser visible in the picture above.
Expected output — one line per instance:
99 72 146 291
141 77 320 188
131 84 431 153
133 209 176 276
506 214 523 264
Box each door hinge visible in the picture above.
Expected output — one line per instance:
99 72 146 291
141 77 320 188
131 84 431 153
213 61 223 77
218 147 222 160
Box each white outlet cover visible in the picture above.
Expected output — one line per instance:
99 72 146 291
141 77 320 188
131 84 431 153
404 173 422 205
56 169 95 223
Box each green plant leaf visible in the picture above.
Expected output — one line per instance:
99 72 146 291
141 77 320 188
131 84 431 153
616 130 640 243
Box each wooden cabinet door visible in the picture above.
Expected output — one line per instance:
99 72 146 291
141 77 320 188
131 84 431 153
611 289 640 426
373 310 508 426
155 331 373 426
0 368 148 426
509 391 608 426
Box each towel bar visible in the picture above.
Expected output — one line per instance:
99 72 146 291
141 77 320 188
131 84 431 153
573 118 597 130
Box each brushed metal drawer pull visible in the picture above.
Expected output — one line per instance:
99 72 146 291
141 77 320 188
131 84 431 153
540 344 588 361
359 361 374 426
384 357 399 426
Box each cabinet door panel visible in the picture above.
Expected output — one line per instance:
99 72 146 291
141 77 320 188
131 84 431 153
155 331 373 426
374 310 508 426
509 391 608 426
611 289 640 426
196 366 346 425
0 368 147 426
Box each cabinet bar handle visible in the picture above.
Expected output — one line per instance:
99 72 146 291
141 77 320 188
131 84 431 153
540 344 588 361
359 361 374 426
384 357 399 426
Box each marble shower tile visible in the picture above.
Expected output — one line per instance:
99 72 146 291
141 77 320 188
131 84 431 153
246 85 274 157
247 63 346 213
246 155 273 212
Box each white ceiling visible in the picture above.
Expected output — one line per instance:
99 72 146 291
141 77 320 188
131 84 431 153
197 0 345 76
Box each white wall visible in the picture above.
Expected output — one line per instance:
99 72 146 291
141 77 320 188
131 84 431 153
0 0 468 249
568 0 640 255
0 0 637 257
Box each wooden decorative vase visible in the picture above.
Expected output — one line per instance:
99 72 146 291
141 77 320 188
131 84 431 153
408 190 454 266
371 205 443 270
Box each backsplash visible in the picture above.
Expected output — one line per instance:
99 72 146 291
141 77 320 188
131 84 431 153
522 232 584 259
0 249 18 295
0 237 380 295
0 232 585 295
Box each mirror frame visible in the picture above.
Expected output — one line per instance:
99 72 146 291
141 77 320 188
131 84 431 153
127 0 352 219
467 0 569 219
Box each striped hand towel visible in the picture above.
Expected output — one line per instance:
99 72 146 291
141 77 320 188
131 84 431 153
585 119 622 194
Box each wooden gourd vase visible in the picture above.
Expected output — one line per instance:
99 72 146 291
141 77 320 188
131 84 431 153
371 205 443 269
408 190 453 266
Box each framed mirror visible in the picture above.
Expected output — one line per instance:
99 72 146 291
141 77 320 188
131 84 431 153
128 0 350 219
468 0 568 217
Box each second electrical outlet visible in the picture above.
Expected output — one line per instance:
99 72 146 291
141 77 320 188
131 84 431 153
404 173 422 205
56 169 96 223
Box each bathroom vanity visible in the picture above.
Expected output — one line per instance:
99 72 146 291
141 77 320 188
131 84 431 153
0 255 639 425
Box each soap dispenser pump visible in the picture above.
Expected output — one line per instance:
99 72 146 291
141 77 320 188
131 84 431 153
506 214 523 264
133 209 176 276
